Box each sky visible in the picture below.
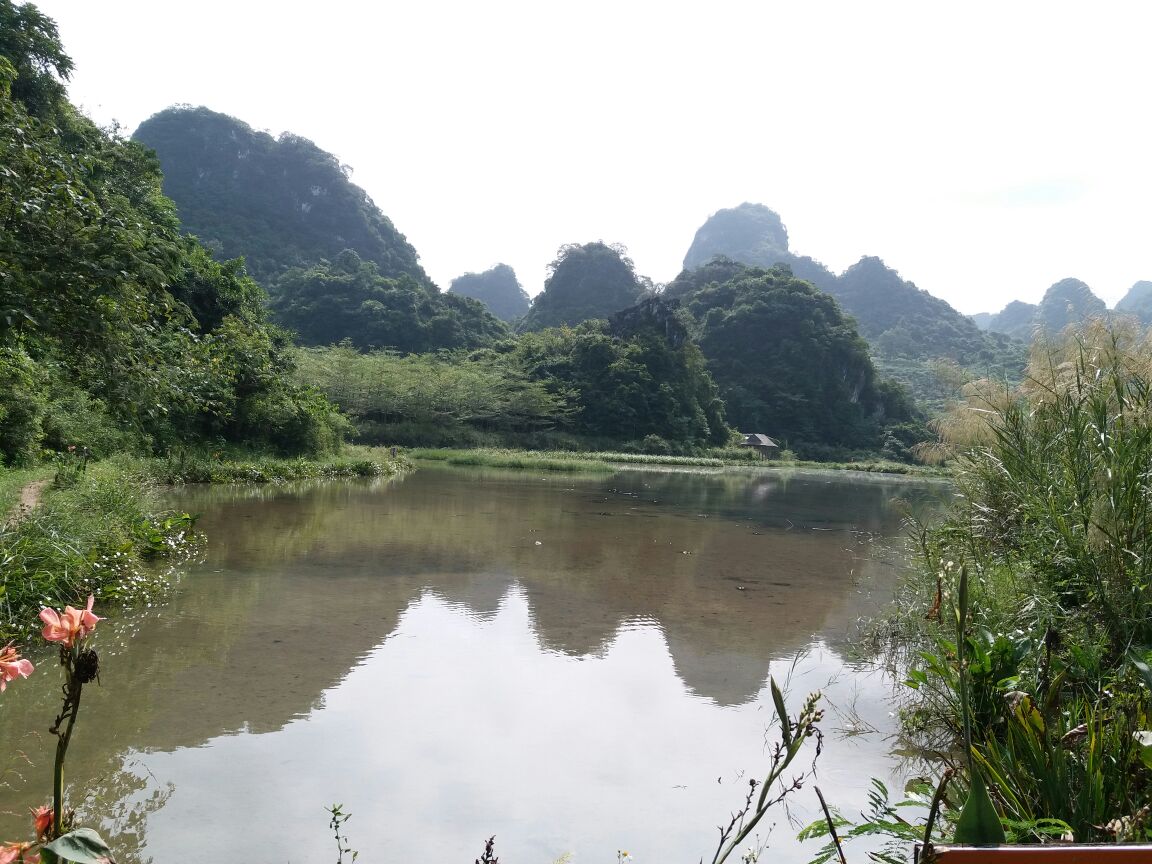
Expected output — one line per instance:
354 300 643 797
30 0 1152 314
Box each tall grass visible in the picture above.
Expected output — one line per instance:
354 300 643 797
131 447 409 485
887 320 1152 843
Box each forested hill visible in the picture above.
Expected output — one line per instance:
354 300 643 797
133 106 509 353
834 256 1019 368
449 264 530 322
133 106 430 289
682 203 838 293
680 204 1026 406
682 203 1020 368
1116 281 1152 324
981 279 1113 339
518 242 649 331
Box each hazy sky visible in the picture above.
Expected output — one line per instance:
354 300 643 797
31 0 1152 314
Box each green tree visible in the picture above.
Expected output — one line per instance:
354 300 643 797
0 0 72 118
0 7 349 461
511 297 727 447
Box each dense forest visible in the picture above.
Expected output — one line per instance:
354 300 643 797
0 8 349 467
517 242 650 331
0 20 949 465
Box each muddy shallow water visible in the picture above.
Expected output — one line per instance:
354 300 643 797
0 465 951 863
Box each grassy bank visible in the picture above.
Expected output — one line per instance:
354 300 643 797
133 446 412 485
409 448 616 473
0 459 200 640
0 447 410 639
408 446 946 476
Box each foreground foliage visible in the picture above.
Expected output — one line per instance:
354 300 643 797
870 321 1152 848
0 460 198 641
0 14 348 468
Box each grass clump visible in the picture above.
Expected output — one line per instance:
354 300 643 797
409 448 614 473
133 446 410 485
877 320 1152 844
0 459 199 640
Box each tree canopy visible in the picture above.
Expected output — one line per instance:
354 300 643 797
667 263 923 455
510 297 727 447
678 206 1027 407
272 250 509 352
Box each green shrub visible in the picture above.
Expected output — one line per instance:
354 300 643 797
0 346 47 466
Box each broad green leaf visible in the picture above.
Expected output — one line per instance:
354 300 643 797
953 771 1005 846
42 828 117 864
1135 731 1152 770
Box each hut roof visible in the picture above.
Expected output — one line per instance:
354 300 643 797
739 433 779 447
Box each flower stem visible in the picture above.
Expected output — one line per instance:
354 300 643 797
50 651 83 838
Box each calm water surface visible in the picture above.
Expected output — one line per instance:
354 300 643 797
0 465 951 863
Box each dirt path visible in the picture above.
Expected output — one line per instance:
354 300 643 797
4 479 50 527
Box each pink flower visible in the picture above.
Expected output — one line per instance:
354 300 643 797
39 595 102 648
0 644 33 692
30 805 51 840
0 842 39 864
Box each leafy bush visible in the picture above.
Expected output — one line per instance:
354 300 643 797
0 346 47 466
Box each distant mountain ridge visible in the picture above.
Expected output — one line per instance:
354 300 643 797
978 278 1148 338
679 204 1023 377
449 264 530 322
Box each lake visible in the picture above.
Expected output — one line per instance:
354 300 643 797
0 464 951 863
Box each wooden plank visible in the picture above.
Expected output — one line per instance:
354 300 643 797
920 846 1152 863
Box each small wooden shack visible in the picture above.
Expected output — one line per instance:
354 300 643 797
738 433 780 459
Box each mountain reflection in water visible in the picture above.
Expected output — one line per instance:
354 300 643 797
0 466 950 864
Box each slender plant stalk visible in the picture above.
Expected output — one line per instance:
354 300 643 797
815 786 847 864
49 649 83 838
957 565 972 775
